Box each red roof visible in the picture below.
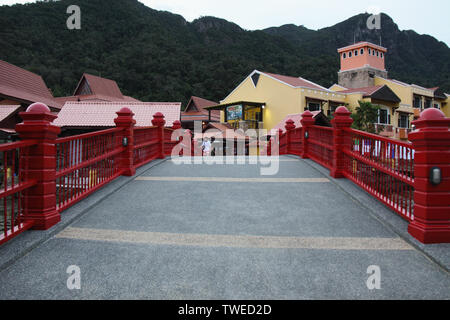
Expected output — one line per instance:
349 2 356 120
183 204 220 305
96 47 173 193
272 111 322 133
75 73 123 99
0 105 21 122
339 86 383 96
182 96 220 121
0 60 61 110
261 72 327 91
56 73 141 104
54 102 181 128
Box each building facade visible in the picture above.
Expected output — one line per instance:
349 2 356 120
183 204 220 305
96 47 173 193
210 41 449 139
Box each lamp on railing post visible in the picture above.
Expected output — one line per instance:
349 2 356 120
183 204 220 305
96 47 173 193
114 107 136 177
408 108 450 244
285 119 295 155
152 112 166 159
330 106 353 179
15 103 61 230
300 110 315 159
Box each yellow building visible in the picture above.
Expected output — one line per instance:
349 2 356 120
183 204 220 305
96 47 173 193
205 70 346 132
205 42 449 138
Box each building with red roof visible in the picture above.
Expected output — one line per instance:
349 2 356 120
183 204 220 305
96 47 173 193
181 96 220 130
206 70 346 132
54 101 181 136
0 59 61 112
55 73 141 104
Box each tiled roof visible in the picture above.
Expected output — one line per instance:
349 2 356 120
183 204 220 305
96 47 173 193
261 72 328 91
75 73 123 99
0 105 21 122
182 96 220 121
54 102 181 128
272 111 322 133
339 86 383 96
0 60 61 109
56 74 141 104
55 93 141 105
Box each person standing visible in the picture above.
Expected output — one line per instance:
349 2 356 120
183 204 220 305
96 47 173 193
202 137 211 156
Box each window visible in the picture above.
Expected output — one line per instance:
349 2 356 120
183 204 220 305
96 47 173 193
307 102 321 112
349 51 352 58
360 48 364 55
343 53 347 59
398 114 409 128
434 103 441 109
425 99 432 109
368 48 371 55
413 96 422 109
378 109 390 124
355 50 358 56
328 105 339 116
251 73 260 87
376 51 379 57
380 52 383 58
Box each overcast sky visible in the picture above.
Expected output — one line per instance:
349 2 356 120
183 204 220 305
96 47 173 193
2 0 449 46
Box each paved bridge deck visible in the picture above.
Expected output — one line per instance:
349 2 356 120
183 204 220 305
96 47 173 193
0 156 449 299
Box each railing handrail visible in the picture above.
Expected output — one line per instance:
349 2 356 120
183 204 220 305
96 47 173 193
310 125 333 132
56 127 123 144
344 127 413 148
134 126 158 132
0 140 37 152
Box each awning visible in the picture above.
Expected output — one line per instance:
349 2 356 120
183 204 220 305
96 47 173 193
204 101 266 111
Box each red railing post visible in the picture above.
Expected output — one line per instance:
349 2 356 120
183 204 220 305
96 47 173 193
172 120 181 130
114 107 136 177
152 112 166 159
285 119 295 155
408 109 450 244
330 106 353 178
300 110 315 159
15 103 61 230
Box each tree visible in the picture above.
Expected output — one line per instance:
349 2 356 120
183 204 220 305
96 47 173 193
351 101 380 133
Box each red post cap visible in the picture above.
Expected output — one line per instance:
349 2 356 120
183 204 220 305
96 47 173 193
114 107 136 127
117 107 134 115
26 102 51 113
20 102 57 123
172 120 182 130
301 110 315 127
413 108 450 130
152 112 166 127
285 119 296 131
419 108 445 120
334 106 352 117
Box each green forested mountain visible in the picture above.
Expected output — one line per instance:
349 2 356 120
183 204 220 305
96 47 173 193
0 0 449 107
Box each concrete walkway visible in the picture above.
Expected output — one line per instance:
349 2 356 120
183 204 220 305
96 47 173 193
0 156 449 299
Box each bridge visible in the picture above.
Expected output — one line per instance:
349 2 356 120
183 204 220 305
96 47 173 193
0 103 448 299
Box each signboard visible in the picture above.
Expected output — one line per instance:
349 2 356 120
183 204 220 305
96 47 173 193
226 105 243 121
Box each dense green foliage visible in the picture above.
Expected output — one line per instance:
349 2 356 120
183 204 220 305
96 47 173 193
1 0 449 108
351 101 380 133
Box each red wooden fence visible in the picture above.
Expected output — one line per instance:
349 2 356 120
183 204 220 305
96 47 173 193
0 141 37 245
278 106 449 244
0 103 449 245
0 103 181 245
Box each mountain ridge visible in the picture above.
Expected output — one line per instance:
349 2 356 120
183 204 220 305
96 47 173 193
0 0 448 106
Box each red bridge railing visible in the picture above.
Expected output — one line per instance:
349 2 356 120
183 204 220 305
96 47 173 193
0 140 37 245
279 106 449 244
55 128 124 212
342 128 415 221
0 103 181 245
